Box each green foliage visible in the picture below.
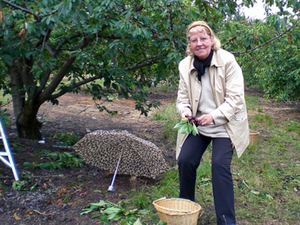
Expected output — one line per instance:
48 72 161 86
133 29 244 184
81 199 151 224
12 180 26 191
0 89 12 105
152 102 179 140
23 151 83 170
12 172 39 192
245 95 261 111
174 115 200 136
81 170 179 224
231 96 300 224
124 97 299 224
0 108 11 126
0 181 9 195
284 120 300 135
0 0 202 138
252 113 272 126
221 14 300 102
261 43 300 102
1 0 299 139
50 132 79 146
157 85 169 93
131 187 153 209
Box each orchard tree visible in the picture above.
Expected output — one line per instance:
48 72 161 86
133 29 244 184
217 4 300 102
0 0 201 139
238 16 300 102
192 0 300 102
0 0 299 140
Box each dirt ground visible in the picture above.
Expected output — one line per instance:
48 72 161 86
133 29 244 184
0 88 178 225
0 87 299 225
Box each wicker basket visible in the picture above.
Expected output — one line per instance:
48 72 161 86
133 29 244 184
249 131 260 145
153 198 202 225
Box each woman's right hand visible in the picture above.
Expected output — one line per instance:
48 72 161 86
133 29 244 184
180 109 192 119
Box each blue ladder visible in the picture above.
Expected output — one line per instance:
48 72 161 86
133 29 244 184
0 117 19 181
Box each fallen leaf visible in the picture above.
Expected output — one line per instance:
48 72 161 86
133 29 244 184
33 210 46 216
25 210 33 216
55 199 65 206
14 212 21 220
106 172 114 176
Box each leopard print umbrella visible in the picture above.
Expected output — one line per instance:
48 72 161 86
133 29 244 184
72 130 168 178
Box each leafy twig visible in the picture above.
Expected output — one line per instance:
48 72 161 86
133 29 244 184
174 115 200 136
232 17 300 55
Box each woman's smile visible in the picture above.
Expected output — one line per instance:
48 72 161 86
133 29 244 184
189 32 214 60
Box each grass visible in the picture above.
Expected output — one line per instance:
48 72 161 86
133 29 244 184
124 94 300 224
232 98 300 224
152 102 179 142
245 95 261 111
7 88 298 224
0 90 12 105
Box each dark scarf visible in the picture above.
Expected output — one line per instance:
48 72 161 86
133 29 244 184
193 49 214 81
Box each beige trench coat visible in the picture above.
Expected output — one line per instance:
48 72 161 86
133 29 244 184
176 49 249 159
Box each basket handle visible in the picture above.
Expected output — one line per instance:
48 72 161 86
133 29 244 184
154 204 192 214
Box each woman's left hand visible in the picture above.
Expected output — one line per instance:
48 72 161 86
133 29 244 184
198 114 214 126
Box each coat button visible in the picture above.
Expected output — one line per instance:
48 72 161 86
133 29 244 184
195 100 198 102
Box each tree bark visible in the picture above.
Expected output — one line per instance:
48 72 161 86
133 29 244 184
9 65 24 118
9 58 42 139
8 33 92 139
16 100 42 139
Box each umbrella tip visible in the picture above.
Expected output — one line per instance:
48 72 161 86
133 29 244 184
107 185 114 192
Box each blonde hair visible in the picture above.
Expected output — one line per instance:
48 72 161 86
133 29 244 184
185 21 221 56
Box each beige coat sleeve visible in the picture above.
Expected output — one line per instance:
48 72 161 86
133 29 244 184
215 54 245 122
176 63 192 115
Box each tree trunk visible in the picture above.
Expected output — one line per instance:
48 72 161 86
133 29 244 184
9 65 25 118
16 100 42 139
9 58 42 140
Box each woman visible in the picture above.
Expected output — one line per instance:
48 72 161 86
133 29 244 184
176 21 249 225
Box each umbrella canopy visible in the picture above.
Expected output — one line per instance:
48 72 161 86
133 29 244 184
72 130 168 178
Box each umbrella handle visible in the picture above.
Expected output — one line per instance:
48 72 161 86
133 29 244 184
108 150 123 192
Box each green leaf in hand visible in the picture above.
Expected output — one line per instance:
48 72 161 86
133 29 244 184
179 124 188 134
192 123 199 136
174 115 199 136
187 123 192 134
173 122 184 130
181 117 188 123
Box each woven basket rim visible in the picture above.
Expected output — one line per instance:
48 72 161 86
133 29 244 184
153 198 202 215
250 131 260 135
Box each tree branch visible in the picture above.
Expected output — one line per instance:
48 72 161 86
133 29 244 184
124 55 163 71
34 32 82 97
37 26 109 97
49 54 166 100
0 0 41 21
97 34 122 39
43 10 58 18
39 55 76 103
54 33 82 54
45 44 55 57
49 74 102 100
168 7 176 50
35 29 52 47
231 17 300 55
37 26 108 100
38 34 92 103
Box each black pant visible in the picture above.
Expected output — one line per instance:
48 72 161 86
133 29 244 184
178 134 236 225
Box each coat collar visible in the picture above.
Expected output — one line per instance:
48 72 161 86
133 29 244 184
188 49 223 75
210 49 223 68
